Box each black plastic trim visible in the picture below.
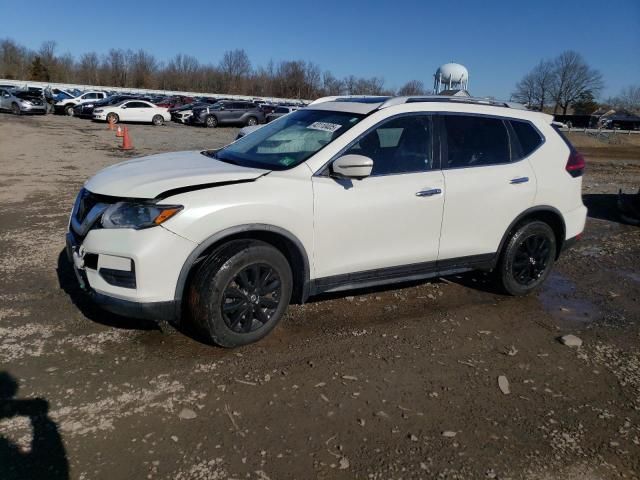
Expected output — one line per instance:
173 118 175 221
91 292 176 322
99 265 136 289
309 253 495 296
173 224 311 315
495 205 567 259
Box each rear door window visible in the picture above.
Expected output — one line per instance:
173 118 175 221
510 120 543 158
442 115 511 168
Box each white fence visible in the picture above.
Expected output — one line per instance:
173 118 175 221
0 78 309 105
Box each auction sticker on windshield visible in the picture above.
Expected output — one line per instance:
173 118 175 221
307 122 342 133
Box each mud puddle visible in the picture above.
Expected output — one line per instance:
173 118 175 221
538 271 601 324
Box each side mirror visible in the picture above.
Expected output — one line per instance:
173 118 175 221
121 105 127 109
332 154 373 180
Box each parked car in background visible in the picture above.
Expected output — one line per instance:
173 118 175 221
55 91 108 116
155 95 194 109
93 100 170 125
0 88 47 115
191 100 266 127
73 95 140 118
266 106 297 122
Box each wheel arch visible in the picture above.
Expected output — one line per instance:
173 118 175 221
174 224 311 317
497 206 566 262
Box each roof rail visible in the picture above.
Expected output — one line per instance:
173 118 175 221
379 95 527 110
308 95 389 106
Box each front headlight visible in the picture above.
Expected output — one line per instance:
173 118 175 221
21 100 32 106
101 202 183 229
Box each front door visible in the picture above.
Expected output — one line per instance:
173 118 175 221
312 114 445 281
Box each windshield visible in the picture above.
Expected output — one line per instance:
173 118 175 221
208 109 364 170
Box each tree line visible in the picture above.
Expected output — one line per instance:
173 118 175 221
512 50 639 114
0 38 429 99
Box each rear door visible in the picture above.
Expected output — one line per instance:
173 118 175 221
437 114 537 262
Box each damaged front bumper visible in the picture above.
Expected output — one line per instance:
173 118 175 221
65 227 194 322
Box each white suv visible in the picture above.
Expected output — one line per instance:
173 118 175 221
67 95 587 347
55 91 107 116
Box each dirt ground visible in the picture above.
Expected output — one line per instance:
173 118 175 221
0 114 639 480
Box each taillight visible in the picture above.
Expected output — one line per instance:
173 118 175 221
566 151 585 177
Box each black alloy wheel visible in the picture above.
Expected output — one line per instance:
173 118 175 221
221 263 281 333
511 234 552 286
496 220 556 296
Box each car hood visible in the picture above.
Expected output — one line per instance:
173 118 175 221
84 150 269 198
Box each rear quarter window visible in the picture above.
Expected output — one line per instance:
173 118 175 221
510 120 544 158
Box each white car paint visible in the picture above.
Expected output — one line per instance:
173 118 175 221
93 100 171 124
68 96 587 322
55 91 107 113
86 151 268 198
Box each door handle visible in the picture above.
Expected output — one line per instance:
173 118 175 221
415 188 442 197
510 177 529 184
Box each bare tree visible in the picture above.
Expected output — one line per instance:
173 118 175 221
397 80 426 96
129 49 157 88
219 49 251 93
322 71 344 96
512 60 554 110
550 51 603 114
77 52 100 85
0 38 30 79
609 85 640 112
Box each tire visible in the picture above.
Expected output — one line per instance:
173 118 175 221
496 221 557 296
106 113 119 124
11 103 21 115
246 116 258 126
65 104 75 116
188 240 293 348
205 115 218 128
152 114 164 126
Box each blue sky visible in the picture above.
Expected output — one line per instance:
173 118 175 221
2 0 638 99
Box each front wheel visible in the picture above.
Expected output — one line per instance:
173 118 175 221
11 103 21 115
246 116 258 126
188 240 293 347
205 115 218 128
496 221 556 296
65 105 74 116
106 113 119 124
152 114 164 126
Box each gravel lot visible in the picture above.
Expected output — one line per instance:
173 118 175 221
1 114 639 480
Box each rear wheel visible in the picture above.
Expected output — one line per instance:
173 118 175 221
188 240 293 347
152 114 164 126
496 221 556 296
106 113 119 124
11 103 20 115
205 115 218 128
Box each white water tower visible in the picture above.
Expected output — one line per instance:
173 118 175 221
433 63 469 93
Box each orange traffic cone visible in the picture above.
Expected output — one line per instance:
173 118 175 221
120 127 133 150
107 117 115 130
116 125 123 137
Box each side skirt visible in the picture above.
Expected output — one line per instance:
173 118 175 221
308 253 496 296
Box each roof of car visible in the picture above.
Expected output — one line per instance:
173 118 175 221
307 95 531 115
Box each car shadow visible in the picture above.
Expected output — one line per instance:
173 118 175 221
56 249 159 331
0 372 69 480
583 193 638 225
